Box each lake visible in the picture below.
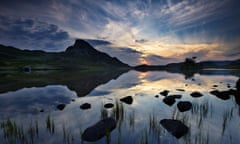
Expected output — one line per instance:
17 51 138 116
0 70 239 144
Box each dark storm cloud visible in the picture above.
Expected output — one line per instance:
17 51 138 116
0 15 72 51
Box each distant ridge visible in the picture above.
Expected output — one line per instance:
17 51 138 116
0 39 129 70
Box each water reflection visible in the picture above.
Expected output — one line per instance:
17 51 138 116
0 70 240 144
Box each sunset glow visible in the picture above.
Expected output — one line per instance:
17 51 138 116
0 0 239 65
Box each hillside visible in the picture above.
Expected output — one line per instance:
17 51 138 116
0 39 129 70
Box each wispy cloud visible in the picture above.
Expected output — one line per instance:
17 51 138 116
0 0 239 64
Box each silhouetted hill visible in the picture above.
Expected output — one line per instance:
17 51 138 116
65 39 128 67
0 39 129 70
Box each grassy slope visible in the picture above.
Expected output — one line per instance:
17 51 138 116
0 45 129 70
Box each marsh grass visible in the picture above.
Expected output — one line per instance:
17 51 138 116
0 118 39 144
46 115 55 134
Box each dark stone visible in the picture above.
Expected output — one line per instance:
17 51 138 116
104 103 114 108
40 109 44 112
160 119 188 139
185 84 188 86
120 96 133 105
72 99 75 102
82 117 117 142
190 92 203 98
155 95 159 98
210 89 236 100
23 66 31 73
168 95 182 99
160 90 169 96
57 104 66 111
163 96 176 106
237 79 240 92
176 89 185 92
212 85 218 87
80 103 91 110
177 101 192 112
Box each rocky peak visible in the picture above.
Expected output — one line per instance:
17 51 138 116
65 39 97 54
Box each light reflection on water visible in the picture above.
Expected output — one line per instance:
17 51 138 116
0 70 239 144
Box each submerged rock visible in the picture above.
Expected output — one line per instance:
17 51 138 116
176 89 185 92
120 96 133 105
82 117 117 142
168 95 182 99
177 101 192 112
160 119 188 139
210 89 236 100
57 104 66 111
237 79 240 92
160 90 169 96
104 103 114 108
155 95 159 98
163 96 176 106
80 103 91 110
212 85 218 87
190 92 203 98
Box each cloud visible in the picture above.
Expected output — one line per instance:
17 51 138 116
0 0 239 64
85 39 112 46
135 39 148 43
0 15 72 51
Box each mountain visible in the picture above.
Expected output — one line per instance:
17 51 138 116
0 39 129 70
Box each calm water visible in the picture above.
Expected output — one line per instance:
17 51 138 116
0 70 239 144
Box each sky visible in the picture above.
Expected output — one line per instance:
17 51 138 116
0 0 240 66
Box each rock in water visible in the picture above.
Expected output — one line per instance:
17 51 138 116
160 90 169 96
120 96 133 104
160 119 188 139
104 103 114 108
80 103 91 110
176 89 185 92
57 104 66 111
210 89 236 100
168 95 182 99
163 96 176 106
177 101 192 112
82 118 117 142
237 79 240 92
190 92 203 98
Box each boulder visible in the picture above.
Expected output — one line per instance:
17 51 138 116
120 96 133 105
210 89 236 100
163 96 176 106
190 92 203 98
57 104 66 111
160 119 188 139
82 117 117 142
104 103 114 108
237 79 240 92
80 103 91 110
177 101 192 112
160 90 169 96
155 95 159 98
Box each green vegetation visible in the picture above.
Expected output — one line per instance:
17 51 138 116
0 40 130 71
